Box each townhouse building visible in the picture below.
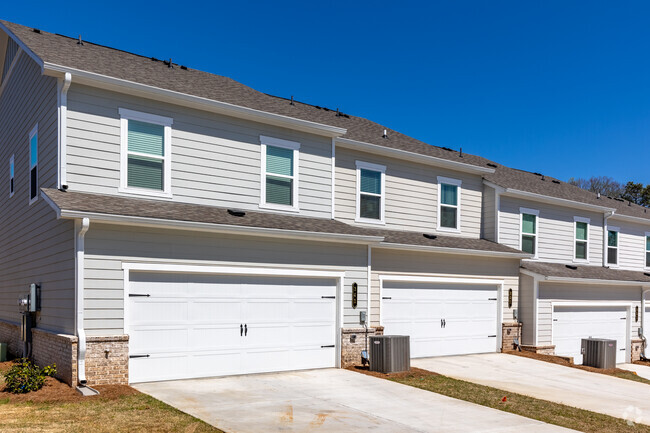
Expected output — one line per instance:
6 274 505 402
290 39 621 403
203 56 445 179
0 20 647 386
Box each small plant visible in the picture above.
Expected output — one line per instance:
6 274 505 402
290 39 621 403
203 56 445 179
3 358 57 394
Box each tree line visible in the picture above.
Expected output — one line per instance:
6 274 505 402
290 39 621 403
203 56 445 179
567 176 650 207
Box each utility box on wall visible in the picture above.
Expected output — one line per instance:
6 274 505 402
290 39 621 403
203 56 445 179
369 335 410 373
581 338 616 369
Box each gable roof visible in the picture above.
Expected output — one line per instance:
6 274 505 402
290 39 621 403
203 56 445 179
41 189 526 257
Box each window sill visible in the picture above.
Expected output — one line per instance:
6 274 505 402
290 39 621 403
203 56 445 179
355 217 385 225
572 259 589 264
437 226 461 234
118 187 173 200
259 203 300 213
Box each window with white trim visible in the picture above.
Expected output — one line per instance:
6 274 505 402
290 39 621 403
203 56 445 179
645 232 650 268
607 227 619 266
574 217 590 261
520 207 539 256
355 161 385 223
260 135 300 210
9 154 14 197
119 108 173 197
29 125 38 203
438 176 461 231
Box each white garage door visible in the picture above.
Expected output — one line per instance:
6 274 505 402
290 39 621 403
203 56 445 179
553 306 628 365
382 282 499 358
127 273 338 383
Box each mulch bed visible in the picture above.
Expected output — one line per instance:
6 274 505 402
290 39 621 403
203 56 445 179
634 359 650 367
505 350 644 377
0 360 139 403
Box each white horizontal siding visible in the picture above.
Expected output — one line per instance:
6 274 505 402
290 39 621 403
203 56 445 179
369 248 520 327
335 148 484 236
0 51 75 334
608 218 650 271
500 196 604 264
83 223 368 335
66 84 333 218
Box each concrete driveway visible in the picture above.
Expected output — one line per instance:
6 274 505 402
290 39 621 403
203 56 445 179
620 363 650 381
134 368 575 432
413 353 650 426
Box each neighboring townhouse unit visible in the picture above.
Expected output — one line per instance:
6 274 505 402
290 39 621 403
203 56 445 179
483 166 650 364
0 21 529 386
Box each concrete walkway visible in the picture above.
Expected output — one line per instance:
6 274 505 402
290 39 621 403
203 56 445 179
620 363 650 381
413 353 650 426
135 368 575 432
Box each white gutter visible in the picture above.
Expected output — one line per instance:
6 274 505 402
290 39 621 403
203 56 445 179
376 242 531 259
336 137 495 175
498 187 617 213
520 268 650 287
609 212 650 226
43 63 347 138
57 72 72 189
75 218 90 384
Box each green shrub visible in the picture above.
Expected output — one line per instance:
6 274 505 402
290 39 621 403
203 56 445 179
2 358 57 394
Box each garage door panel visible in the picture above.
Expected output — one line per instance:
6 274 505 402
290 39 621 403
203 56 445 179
382 283 498 359
553 306 627 365
128 273 337 383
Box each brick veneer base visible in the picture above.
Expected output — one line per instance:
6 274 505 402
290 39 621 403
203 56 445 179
341 327 384 367
521 344 556 355
631 339 644 362
32 328 78 385
85 335 129 385
0 320 21 358
501 322 522 352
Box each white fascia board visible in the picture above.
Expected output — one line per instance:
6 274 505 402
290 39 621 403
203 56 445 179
608 212 650 227
42 63 347 138
0 22 44 68
376 242 531 259
336 137 495 175
56 209 384 245
499 188 616 213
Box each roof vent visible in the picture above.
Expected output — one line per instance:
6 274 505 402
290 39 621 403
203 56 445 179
423 233 438 240
290 95 294 106
645 272 650 277
597 192 601 199
552 180 560 184
383 129 388 139
628 201 631 206
565 265 578 270
32 28 41 34
227 209 246 217
441 147 453 152
336 108 340 117
77 35 83 46
487 163 498 168
541 175 546 181
459 147 463 158
180 65 188 70
533 172 542 176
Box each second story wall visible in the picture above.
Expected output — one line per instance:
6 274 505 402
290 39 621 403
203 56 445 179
335 147 483 237
499 196 604 264
606 217 650 271
66 84 334 218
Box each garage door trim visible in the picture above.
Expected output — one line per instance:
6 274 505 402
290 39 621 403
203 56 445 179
378 275 505 351
550 301 632 364
122 262 346 373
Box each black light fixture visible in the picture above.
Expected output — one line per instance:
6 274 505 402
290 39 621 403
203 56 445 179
352 283 358 309
636 306 639 322
508 288 513 309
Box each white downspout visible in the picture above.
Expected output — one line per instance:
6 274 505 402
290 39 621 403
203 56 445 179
75 218 90 384
57 72 71 189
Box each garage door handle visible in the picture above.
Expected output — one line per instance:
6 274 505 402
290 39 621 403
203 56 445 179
322 296 336 299
620 348 626 351
488 298 497 301
129 293 150 297
245 324 248 336
382 297 392 300
488 335 497 338
240 324 243 336
321 345 335 348
129 354 150 358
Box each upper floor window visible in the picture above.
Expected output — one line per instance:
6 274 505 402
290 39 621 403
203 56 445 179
9 154 14 197
355 161 385 224
438 177 461 231
574 217 590 262
645 232 650 268
260 135 300 211
119 108 173 198
29 125 38 203
520 207 539 256
607 227 619 266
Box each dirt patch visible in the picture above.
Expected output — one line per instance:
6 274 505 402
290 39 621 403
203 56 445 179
0 360 138 403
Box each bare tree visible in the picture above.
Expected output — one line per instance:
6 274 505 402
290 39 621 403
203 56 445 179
567 176 624 197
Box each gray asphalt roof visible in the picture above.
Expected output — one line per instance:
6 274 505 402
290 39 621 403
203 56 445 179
521 261 650 283
42 188 524 255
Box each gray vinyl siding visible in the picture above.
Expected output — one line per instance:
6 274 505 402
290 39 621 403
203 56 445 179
607 218 650 271
500 196 604 264
482 185 496 241
518 274 535 345
83 223 368 335
1 37 18 82
335 148 483 236
537 282 642 346
369 248 520 327
0 50 76 333
66 84 333 218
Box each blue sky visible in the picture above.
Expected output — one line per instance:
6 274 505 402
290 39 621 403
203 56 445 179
5 1 650 184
